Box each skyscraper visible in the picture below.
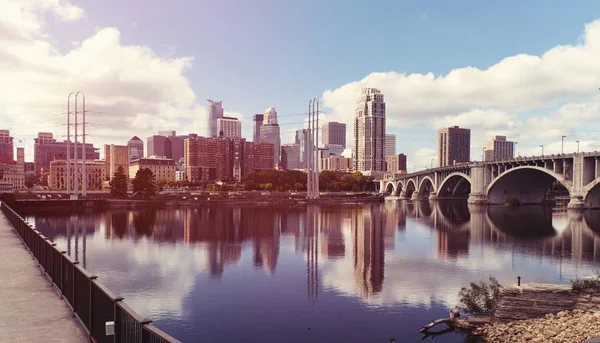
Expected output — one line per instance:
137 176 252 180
322 122 346 148
281 144 300 170
438 126 471 167
385 134 396 156
253 114 264 142
484 135 514 162
217 117 242 138
147 135 167 158
260 107 281 167
0 130 14 160
207 100 224 137
354 88 386 173
127 136 144 163
295 129 309 168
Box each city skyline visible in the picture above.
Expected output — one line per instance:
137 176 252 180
4 2 600 171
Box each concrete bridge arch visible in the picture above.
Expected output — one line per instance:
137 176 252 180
437 172 472 198
486 166 572 205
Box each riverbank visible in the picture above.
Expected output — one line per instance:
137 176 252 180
6 192 384 214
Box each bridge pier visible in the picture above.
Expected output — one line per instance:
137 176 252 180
429 192 438 200
399 191 409 200
410 192 420 201
567 196 585 210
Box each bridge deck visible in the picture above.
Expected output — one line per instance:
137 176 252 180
0 214 87 342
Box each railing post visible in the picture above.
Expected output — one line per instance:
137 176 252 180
72 261 80 317
60 251 67 298
113 296 124 343
89 275 98 340
49 242 57 280
140 318 153 343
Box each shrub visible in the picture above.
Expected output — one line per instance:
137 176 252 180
571 273 600 292
457 277 501 315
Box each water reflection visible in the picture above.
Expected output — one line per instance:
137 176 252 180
30 202 600 343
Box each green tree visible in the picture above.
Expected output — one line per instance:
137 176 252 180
109 166 128 198
132 168 157 198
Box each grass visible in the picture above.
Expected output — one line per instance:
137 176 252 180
571 271 600 292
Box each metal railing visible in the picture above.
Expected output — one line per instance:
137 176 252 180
0 202 181 343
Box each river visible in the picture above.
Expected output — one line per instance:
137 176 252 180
27 201 600 343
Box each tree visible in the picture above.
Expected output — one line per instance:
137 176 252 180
109 166 128 198
132 168 157 198
25 174 38 189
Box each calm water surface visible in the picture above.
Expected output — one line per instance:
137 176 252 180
28 201 600 343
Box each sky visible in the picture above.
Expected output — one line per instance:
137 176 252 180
4 0 600 171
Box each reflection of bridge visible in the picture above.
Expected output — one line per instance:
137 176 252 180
378 152 600 209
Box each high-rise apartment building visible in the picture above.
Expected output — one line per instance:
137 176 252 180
385 134 396 156
260 107 281 167
207 100 224 137
127 136 144 163
253 114 264 143
281 144 300 170
438 126 471 167
34 132 99 173
147 135 167 158
217 117 242 138
0 130 14 160
354 88 386 173
386 153 407 174
322 122 346 148
184 137 274 182
104 144 129 180
484 136 514 162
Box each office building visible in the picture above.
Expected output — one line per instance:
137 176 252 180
104 144 129 180
127 136 144 163
322 122 346 148
354 88 386 173
207 100 224 137
260 107 281 167
281 144 300 170
0 130 14 160
48 156 106 191
386 153 407 174
0 147 25 191
147 133 186 161
324 144 345 156
147 135 167 158
243 141 274 175
484 135 514 162
320 155 353 172
217 117 242 138
129 157 177 181
438 126 471 167
253 114 264 143
34 132 99 173
295 129 309 168
385 134 396 156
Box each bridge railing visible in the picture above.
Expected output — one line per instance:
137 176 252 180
0 202 181 343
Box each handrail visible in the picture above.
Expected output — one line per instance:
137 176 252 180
0 202 181 343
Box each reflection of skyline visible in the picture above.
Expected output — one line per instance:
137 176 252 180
30 202 600 312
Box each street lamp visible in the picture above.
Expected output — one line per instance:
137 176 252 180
576 140 580 153
540 145 544 156
561 135 566 154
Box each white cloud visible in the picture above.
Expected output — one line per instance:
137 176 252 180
0 0 205 158
321 19 600 170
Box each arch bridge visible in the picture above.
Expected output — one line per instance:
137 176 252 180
378 152 600 209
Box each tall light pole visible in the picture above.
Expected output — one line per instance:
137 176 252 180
576 140 580 153
76 91 87 196
307 99 313 199
540 145 544 156
306 98 319 199
314 99 319 198
561 135 566 154
67 92 75 195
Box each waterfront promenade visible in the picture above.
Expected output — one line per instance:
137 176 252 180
0 214 87 342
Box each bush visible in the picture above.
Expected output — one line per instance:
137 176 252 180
457 277 501 315
571 273 600 292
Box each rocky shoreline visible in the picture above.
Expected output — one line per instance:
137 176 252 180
476 309 600 343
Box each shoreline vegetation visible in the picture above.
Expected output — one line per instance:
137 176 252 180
418 275 600 342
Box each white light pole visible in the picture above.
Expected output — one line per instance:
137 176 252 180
67 92 75 195
76 91 86 196
561 135 566 154
540 145 544 156
307 99 313 199
576 140 580 153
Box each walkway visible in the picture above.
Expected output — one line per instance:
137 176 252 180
0 213 88 343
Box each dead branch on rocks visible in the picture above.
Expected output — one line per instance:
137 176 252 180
418 311 461 333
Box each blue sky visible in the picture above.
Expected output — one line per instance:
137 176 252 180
4 0 600 169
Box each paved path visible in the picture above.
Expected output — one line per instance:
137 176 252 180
0 213 88 343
